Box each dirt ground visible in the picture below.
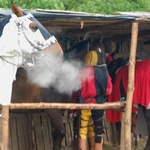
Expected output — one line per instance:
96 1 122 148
61 131 148 150
104 135 147 150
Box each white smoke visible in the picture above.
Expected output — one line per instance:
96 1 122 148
26 57 84 95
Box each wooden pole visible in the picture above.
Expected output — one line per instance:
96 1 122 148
124 22 138 150
6 102 126 110
120 112 125 150
1 105 9 150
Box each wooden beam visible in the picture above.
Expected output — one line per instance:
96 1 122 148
124 22 138 150
5 101 126 110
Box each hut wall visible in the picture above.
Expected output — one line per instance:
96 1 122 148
102 40 150 60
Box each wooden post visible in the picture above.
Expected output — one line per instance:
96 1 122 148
1 105 9 150
124 22 138 150
120 112 125 150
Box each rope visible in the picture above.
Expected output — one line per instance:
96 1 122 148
0 56 19 66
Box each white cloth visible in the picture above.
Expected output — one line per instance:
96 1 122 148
0 56 22 105
0 15 23 105
0 14 32 105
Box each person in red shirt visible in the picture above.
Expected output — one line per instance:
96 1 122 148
78 50 112 150
69 89 95 150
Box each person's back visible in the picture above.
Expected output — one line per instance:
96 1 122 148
79 50 112 150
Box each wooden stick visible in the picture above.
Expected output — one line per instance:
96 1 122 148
1 105 9 150
124 22 138 150
1 101 126 110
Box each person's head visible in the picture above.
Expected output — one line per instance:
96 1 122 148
84 50 98 66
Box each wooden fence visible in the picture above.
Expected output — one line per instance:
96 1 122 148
0 102 125 150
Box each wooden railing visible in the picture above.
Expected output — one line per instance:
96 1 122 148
0 101 126 150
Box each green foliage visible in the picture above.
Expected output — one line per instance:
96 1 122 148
0 0 150 14
0 0 65 10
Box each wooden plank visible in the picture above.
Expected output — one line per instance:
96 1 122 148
29 113 36 150
22 114 30 150
47 114 53 148
10 114 18 150
16 114 28 150
68 121 73 145
62 111 74 148
66 123 70 146
41 115 52 150
9 125 12 150
32 114 44 150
